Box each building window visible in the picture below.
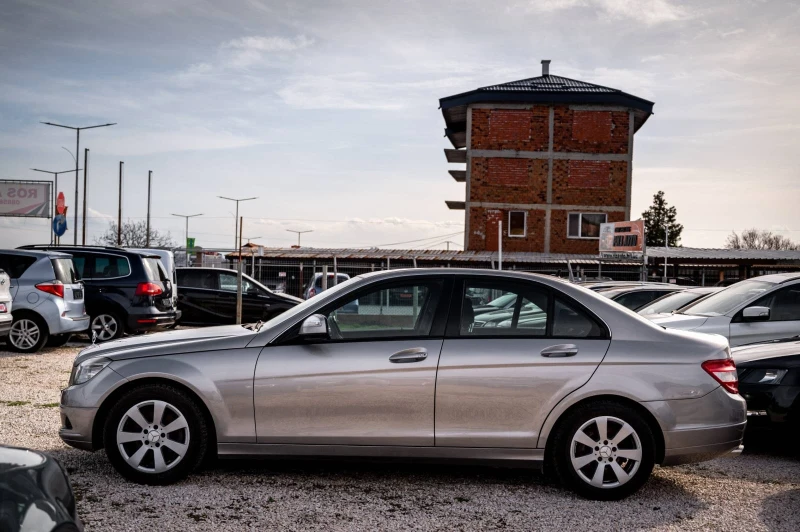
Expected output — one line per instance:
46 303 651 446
568 213 607 239
509 211 526 237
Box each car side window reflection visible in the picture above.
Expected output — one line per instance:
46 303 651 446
553 298 605 338
751 286 800 321
461 282 548 336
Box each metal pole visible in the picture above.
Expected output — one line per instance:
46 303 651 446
82 149 89 245
322 265 328 291
146 171 152 247
332 256 338 285
498 220 503 271
233 202 239 258
663 225 669 283
236 216 243 324
185 217 189 263
117 162 124 246
74 129 79 245
53 173 58 245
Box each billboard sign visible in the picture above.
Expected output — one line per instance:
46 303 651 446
0 180 52 218
599 220 645 259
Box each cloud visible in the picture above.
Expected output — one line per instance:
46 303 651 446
522 0 688 25
223 35 314 52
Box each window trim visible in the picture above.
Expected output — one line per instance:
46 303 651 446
567 212 608 240
508 211 527 238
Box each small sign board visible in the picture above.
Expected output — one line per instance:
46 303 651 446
0 180 52 218
56 192 66 215
599 220 645 260
278 272 286 278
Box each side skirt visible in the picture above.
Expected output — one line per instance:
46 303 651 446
217 443 544 468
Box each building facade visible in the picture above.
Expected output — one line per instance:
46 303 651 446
441 60 654 254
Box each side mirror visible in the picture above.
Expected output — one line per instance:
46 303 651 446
742 306 770 322
299 314 329 339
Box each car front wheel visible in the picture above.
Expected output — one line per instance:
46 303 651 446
551 401 656 500
103 384 209 485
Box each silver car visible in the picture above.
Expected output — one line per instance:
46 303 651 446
0 250 88 352
652 273 800 347
59 269 745 500
0 269 11 339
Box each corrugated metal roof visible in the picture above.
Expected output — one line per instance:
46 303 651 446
647 247 800 261
479 74 619 94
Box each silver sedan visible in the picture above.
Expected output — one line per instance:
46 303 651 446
59 269 746 500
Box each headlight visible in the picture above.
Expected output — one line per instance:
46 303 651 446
483 321 498 328
70 358 111 386
741 368 788 385
498 320 512 327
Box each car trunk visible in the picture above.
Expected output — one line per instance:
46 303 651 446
142 257 175 311
51 258 85 319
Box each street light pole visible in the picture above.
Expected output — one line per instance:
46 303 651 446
41 121 116 244
218 196 257 254
171 213 203 266
146 171 152 247
286 229 313 247
31 167 80 244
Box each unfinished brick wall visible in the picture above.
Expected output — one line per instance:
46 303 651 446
468 207 545 252
470 157 548 203
551 160 628 206
548 210 626 254
552 107 629 153
471 108 549 151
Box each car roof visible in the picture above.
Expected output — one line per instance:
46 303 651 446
0 248 73 259
747 272 800 284
684 286 723 294
599 285 683 298
17 245 143 257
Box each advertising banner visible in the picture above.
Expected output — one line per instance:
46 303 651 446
0 180 53 218
599 220 645 259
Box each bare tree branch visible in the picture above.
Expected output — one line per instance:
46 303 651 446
94 220 176 248
725 228 799 250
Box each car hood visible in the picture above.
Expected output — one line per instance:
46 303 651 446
74 325 256 365
276 292 303 304
650 313 710 330
732 339 800 367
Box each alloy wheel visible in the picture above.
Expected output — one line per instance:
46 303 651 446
116 400 190 474
9 319 41 350
570 415 642 489
92 314 118 341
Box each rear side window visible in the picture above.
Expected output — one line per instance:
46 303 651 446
51 258 80 283
0 254 36 279
553 298 605 338
85 255 131 279
180 270 217 289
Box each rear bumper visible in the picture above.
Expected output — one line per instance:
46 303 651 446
126 310 180 332
0 317 11 336
56 315 91 335
661 422 746 465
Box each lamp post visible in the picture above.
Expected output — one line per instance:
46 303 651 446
218 196 257 254
171 213 203 266
31 167 80 244
286 229 313 247
41 121 116 244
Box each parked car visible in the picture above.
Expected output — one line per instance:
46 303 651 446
637 287 723 319
467 291 518 316
652 273 800 347
579 281 675 292
0 444 83 531
304 272 351 299
0 269 11 341
19 245 179 342
176 267 302 325
128 249 177 308
598 285 685 311
733 337 800 435
60 269 744 500
0 250 88 353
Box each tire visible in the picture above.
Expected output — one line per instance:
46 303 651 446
8 314 49 353
550 400 656 500
103 384 209 485
90 312 124 342
46 334 72 348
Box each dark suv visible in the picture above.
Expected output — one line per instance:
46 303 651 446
19 245 179 341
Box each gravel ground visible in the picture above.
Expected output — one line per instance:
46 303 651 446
1 341 798 531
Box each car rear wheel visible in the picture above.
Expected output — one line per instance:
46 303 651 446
103 384 208 485
8 315 49 353
91 312 123 342
551 401 655 500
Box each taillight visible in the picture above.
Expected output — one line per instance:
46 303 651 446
0 303 7 313
308 287 316 298
135 282 163 297
36 281 64 298
702 359 739 394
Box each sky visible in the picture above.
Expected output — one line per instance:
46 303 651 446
0 0 798 251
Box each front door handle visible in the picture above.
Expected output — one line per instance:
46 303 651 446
541 344 579 357
389 347 428 363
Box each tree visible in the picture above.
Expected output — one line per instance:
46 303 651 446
95 220 176 248
642 190 683 247
725 229 799 251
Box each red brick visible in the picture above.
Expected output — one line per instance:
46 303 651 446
469 157 548 203
471 108 549 151
553 106 629 153
572 111 612 143
568 160 611 188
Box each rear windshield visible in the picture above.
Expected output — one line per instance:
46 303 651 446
639 291 701 315
51 258 80 283
315 274 349 288
142 258 168 282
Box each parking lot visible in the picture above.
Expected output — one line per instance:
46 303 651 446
0 341 797 531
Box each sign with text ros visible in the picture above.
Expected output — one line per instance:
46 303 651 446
599 220 645 259
0 180 52 218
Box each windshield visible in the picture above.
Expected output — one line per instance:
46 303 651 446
682 280 773 317
639 291 701 315
258 276 357 331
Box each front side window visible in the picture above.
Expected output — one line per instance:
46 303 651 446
325 281 443 340
683 280 773 317
509 211 526 237
568 213 607 239
750 285 800 321
220 273 255 293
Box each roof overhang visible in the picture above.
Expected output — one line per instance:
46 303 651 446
439 90 654 149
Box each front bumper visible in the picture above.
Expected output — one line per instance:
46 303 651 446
739 384 800 429
59 366 128 451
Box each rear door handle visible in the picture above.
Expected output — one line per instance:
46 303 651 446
389 347 428 363
540 344 579 357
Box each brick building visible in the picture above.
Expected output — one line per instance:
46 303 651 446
441 60 654 253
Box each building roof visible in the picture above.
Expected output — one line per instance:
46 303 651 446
440 72 655 149
646 247 800 261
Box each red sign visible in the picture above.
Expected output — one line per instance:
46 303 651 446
56 192 66 215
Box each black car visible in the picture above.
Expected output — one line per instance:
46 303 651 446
733 337 800 434
19 245 179 341
597 285 685 311
176 267 302 325
0 445 83 531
